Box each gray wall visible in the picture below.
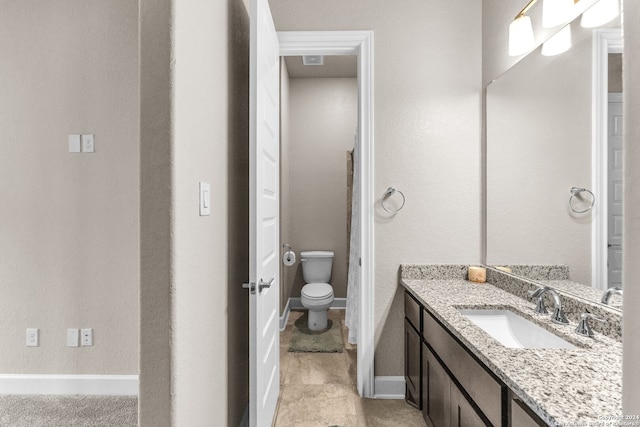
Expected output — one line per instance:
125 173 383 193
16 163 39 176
269 0 482 376
0 0 138 375
140 0 250 425
281 77 357 303
622 0 640 415
280 59 292 311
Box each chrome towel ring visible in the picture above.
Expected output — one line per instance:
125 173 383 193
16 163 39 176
569 187 595 213
381 187 405 213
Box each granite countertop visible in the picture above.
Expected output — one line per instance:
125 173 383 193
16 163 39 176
401 277 623 427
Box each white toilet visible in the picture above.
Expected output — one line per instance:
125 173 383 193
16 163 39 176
300 250 335 331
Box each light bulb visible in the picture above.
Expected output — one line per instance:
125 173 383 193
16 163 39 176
509 15 535 57
542 0 576 28
542 24 572 56
581 0 620 28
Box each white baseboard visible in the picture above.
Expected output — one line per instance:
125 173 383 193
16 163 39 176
373 376 405 399
279 299 291 331
287 297 347 310
330 298 347 309
0 374 138 396
280 298 347 331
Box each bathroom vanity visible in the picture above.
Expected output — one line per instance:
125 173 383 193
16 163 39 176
401 265 622 427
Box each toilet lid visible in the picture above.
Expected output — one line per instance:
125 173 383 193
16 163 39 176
301 283 333 299
300 250 334 258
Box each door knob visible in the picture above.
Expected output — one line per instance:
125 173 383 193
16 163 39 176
259 277 275 292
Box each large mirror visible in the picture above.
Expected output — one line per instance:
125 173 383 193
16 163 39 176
486 12 623 311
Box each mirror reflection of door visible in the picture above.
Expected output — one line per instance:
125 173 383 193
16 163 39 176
608 92 623 288
607 52 623 289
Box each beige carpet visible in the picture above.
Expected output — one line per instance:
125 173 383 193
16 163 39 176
289 313 344 353
0 395 137 427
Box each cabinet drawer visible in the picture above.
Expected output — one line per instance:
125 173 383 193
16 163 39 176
423 309 503 427
405 292 422 332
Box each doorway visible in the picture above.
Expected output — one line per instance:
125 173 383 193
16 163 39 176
279 54 358 328
592 29 623 291
278 31 375 398
278 52 358 395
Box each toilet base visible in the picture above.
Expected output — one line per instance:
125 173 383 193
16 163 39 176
308 309 328 331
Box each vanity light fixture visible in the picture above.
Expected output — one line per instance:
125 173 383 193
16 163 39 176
509 0 537 56
541 24 572 56
508 0 619 56
580 0 620 28
542 0 576 28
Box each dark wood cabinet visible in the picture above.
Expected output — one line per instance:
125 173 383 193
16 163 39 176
422 343 450 427
405 292 423 408
405 291 547 427
422 308 501 427
451 384 486 427
422 342 487 427
509 394 547 427
405 318 421 408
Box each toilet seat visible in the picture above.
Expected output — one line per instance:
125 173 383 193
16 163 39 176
301 283 333 300
300 281 334 331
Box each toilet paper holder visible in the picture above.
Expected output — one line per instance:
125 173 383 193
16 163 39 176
283 244 294 263
282 244 296 266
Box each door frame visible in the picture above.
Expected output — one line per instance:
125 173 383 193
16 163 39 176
278 30 375 397
592 28 623 291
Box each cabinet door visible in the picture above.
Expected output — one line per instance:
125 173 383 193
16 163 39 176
451 384 488 427
422 343 450 427
405 319 421 408
510 395 547 427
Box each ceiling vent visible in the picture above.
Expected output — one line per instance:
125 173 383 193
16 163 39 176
302 55 324 66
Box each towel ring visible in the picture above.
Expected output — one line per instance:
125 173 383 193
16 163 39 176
381 187 405 213
569 187 595 213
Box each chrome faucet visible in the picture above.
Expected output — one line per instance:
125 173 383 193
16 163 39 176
528 287 569 324
601 287 623 304
575 312 605 337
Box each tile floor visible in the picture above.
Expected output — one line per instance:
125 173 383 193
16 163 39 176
274 309 426 427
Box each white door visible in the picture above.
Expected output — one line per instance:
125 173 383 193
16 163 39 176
249 0 280 425
607 94 623 288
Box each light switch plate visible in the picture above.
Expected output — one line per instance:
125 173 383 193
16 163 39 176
199 182 211 216
82 134 95 153
69 135 81 153
67 328 79 347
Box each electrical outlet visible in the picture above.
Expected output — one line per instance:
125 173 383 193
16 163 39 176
26 328 39 347
82 134 95 153
67 329 79 347
81 328 93 347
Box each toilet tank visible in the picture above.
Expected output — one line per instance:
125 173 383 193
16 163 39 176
300 251 334 283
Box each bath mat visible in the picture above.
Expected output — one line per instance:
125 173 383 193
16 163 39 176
289 314 344 353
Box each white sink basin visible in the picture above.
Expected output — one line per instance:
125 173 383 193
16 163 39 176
459 309 576 349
